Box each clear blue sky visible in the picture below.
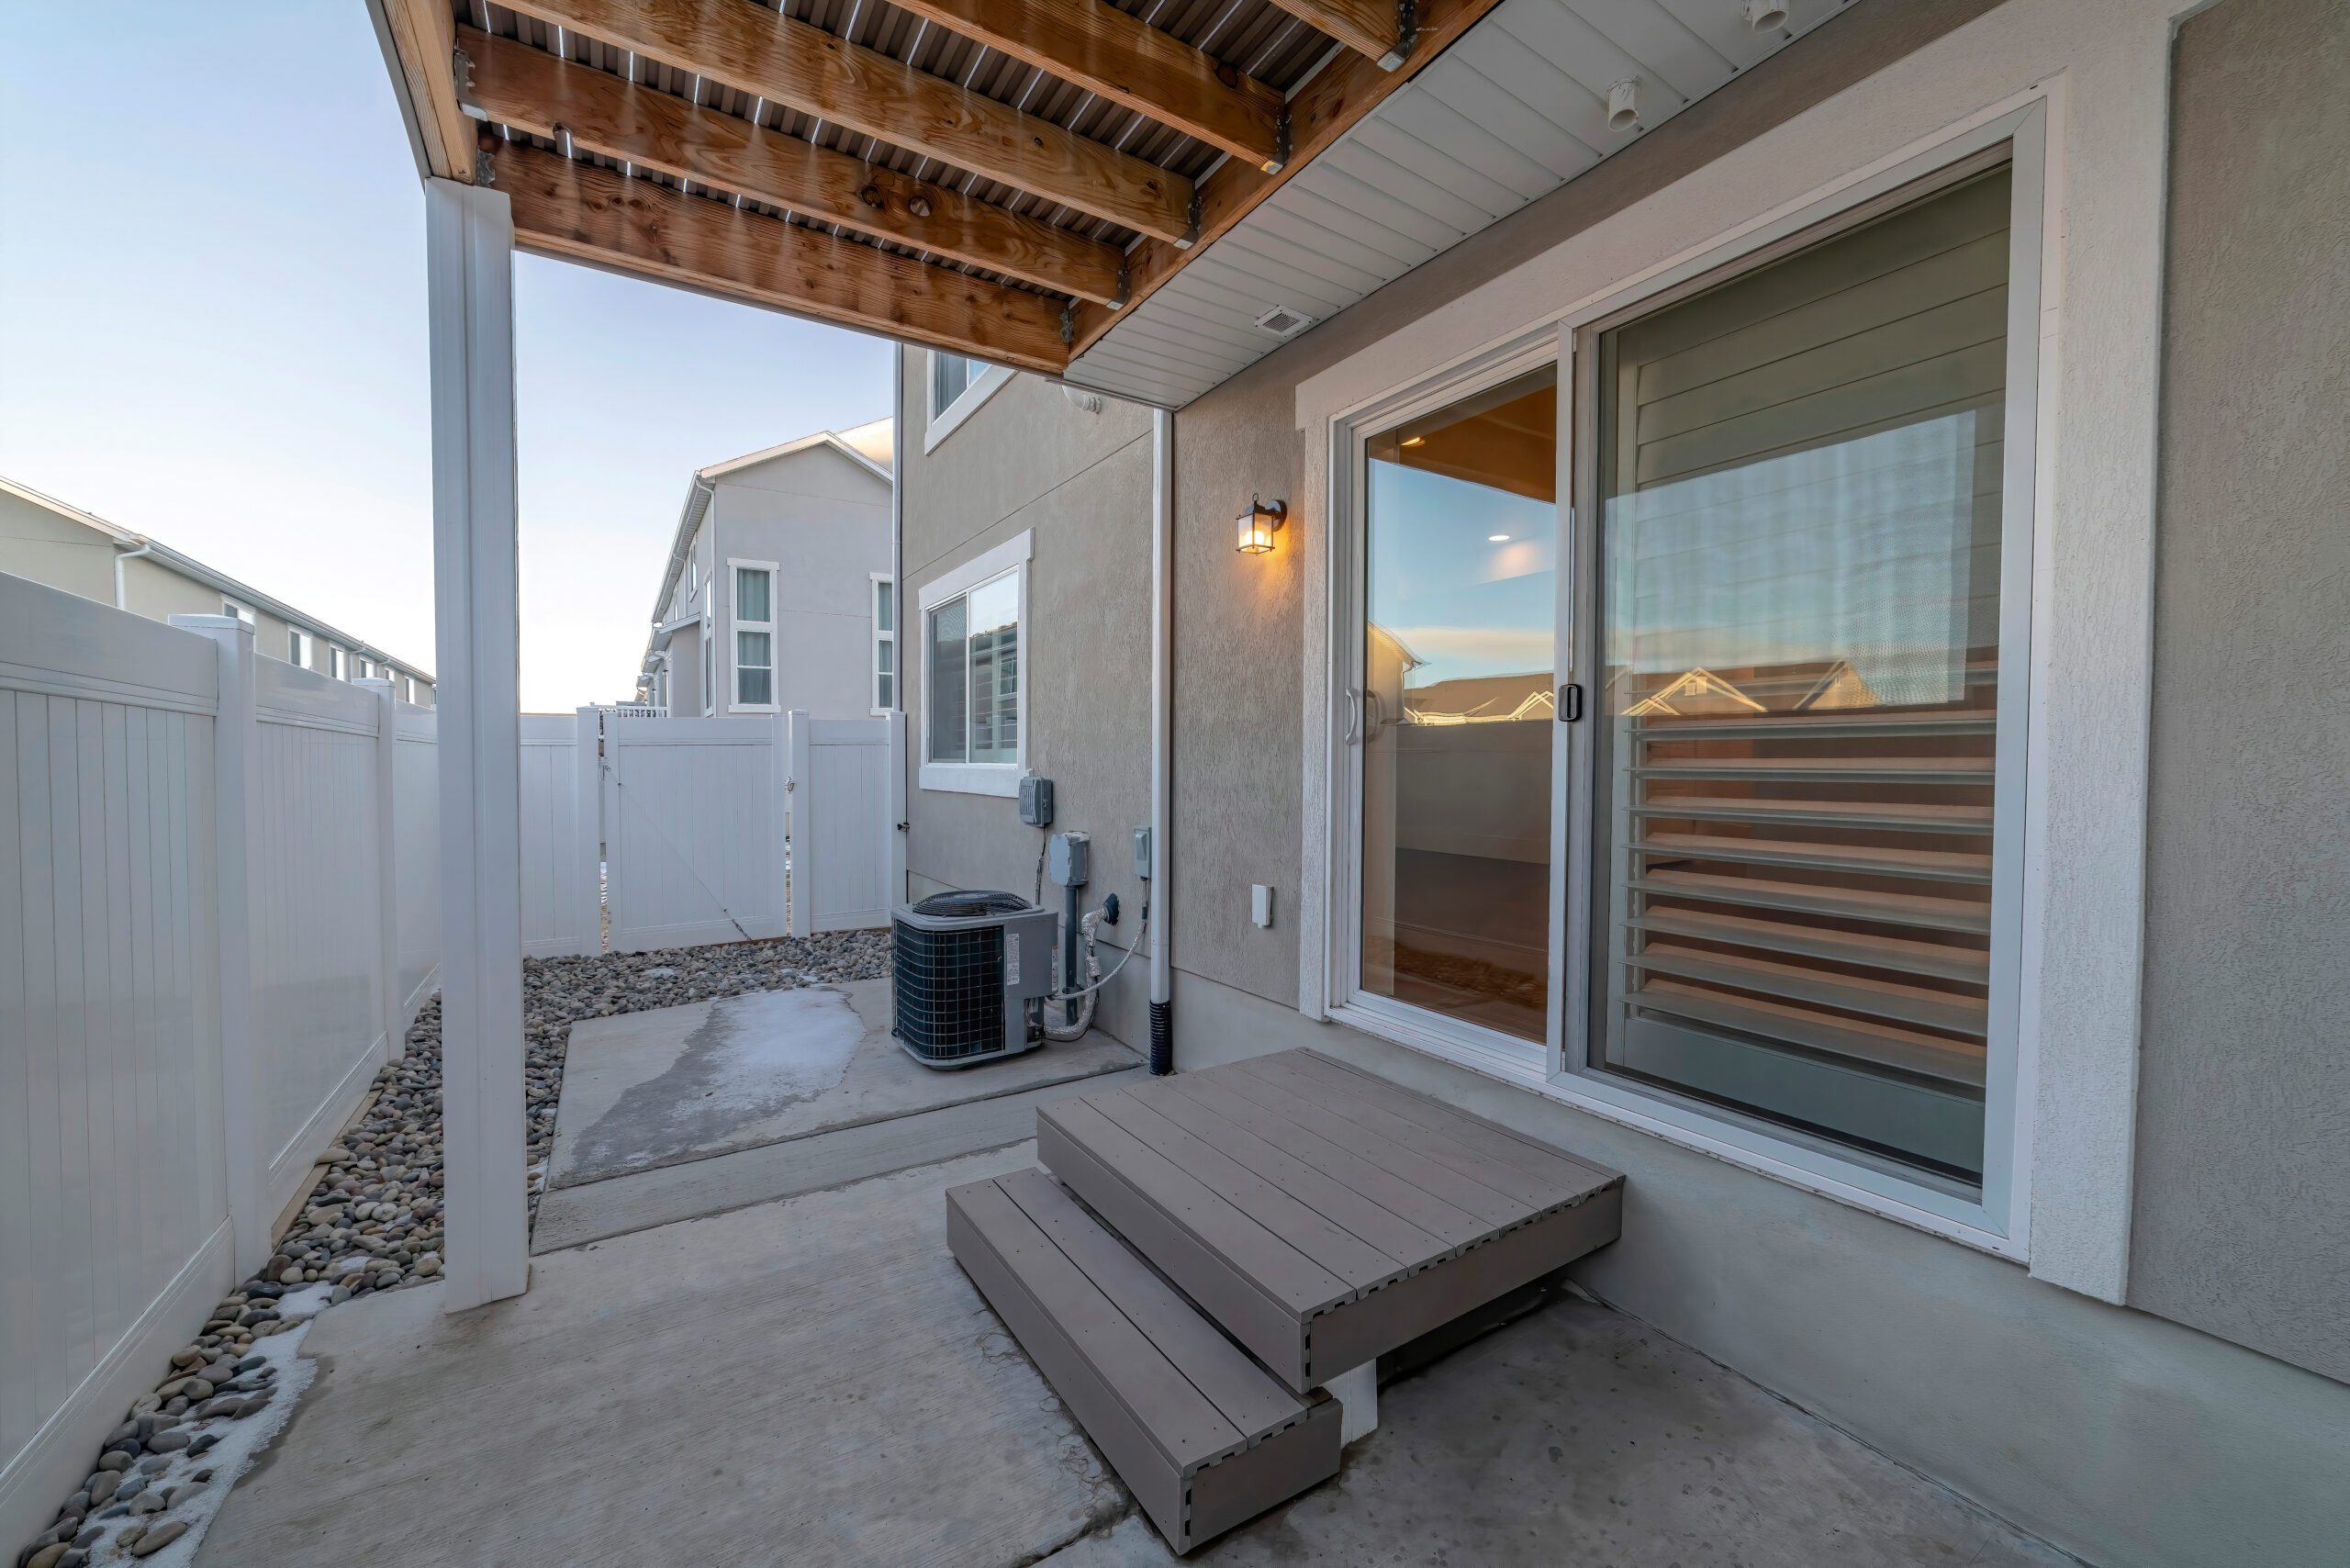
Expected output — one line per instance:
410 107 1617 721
0 3 892 710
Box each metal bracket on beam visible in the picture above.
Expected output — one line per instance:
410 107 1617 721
1265 108 1292 175
1111 262 1131 311
1174 192 1202 252
453 46 487 118
1060 302 1078 344
1381 0 1417 70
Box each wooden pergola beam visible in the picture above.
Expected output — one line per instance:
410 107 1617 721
504 0 1197 244
1264 0 1406 69
462 28 1127 306
1070 0 1511 357
384 0 476 180
886 0 1289 173
491 140 1071 375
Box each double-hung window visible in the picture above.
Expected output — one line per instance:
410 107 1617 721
920 532 1028 795
221 597 254 629
731 560 777 711
871 573 897 713
328 645 348 680
286 627 310 667
924 350 1012 449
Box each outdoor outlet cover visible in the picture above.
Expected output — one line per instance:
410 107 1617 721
1251 884 1274 928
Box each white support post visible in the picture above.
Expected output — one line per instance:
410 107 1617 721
173 613 270 1280
425 176 531 1311
787 711 811 937
358 677 404 1062
576 705 605 955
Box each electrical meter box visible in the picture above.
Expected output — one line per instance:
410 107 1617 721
1018 773 1055 826
1048 831 1091 888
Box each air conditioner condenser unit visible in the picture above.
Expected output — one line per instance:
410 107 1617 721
891 890 1058 1069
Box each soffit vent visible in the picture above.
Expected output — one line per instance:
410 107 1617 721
1253 304 1317 340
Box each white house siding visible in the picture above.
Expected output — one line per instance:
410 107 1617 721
893 0 2350 1563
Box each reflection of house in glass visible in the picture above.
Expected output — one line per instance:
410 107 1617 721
969 623 1018 758
1404 670 1555 724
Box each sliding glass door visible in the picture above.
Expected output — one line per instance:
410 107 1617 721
1345 146 2031 1208
1358 366 1561 1051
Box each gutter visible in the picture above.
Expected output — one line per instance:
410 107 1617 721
1148 408 1173 1074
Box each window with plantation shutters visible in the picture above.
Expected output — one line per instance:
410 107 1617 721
1585 165 2015 1184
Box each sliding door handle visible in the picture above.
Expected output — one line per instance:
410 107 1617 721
1557 682 1584 722
1342 687 1360 744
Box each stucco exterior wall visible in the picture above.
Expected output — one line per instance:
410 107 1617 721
708 444 890 721
2129 0 2350 1384
898 365 1156 1047
0 487 118 602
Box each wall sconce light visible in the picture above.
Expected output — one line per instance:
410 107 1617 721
1236 496 1288 554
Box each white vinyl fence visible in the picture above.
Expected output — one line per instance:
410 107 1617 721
599 711 789 952
0 577 439 1554
517 714 595 958
788 713 900 934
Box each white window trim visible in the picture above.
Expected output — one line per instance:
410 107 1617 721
870 570 897 716
923 350 1014 453
286 627 311 667
221 596 255 629
918 530 1030 796
1301 98 2064 1266
727 556 778 713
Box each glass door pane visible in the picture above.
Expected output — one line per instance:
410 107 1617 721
1585 167 2012 1185
1361 366 1558 1043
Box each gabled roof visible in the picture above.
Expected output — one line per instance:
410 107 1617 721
0 474 433 681
645 418 895 636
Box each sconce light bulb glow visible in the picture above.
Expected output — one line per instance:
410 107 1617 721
1488 533 1510 543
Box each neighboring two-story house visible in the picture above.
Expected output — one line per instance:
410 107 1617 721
635 420 893 721
0 475 433 701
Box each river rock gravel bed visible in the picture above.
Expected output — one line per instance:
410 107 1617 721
15 934 890 1568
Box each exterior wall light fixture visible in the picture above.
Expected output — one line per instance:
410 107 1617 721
1237 496 1288 554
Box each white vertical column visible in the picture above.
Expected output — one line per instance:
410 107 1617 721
425 177 530 1311
576 705 604 956
173 613 269 1279
358 677 404 1062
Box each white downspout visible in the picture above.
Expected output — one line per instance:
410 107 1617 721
1148 408 1174 1073
113 540 154 609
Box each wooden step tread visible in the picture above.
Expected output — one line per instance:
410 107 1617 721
946 1169 1339 1555
1040 1050 1624 1393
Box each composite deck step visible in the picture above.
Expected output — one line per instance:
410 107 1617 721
1037 1048 1624 1394
946 1168 1340 1557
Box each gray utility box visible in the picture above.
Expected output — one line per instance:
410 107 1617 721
891 890 1058 1070
1048 831 1090 889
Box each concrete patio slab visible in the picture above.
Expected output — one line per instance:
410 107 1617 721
532 1065 1148 1252
195 1144 1126 1568
546 978 1137 1187
1039 1294 2078 1567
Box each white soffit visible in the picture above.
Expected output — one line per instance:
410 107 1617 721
1065 0 1845 408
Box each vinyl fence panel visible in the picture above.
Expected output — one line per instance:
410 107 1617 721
0 578 230 1559
393 700 442 1034
604 713 788 952
517 714 594 958
787 712 893 933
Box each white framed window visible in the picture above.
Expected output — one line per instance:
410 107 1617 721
729 558 778 711
688 554 700 604
702 626 716 716
870 572 897 714
923 350 1013 452
328 645 348 680
221 597 255 629
919 532 1029 796
286 627 310 666
1320 107 2048 1254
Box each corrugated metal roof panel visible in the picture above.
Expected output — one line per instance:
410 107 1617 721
1069 0 1852 405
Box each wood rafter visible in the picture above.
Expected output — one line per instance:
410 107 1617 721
1263 0 1406 69
384 0 476 180
461 28 1127 305
502 0 1197 243
492 140 1071 375
1071 0 1511 357
885 0 1289 173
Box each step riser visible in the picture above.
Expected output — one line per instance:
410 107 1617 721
1039 1111 1310 1388
1304 1188 1623 1383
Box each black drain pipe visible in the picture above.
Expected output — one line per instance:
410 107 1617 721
1147 408 1174 1075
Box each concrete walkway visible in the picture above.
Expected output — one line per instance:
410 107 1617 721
195 1131 2078 1568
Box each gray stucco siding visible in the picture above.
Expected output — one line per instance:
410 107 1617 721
2129 0 2350 1383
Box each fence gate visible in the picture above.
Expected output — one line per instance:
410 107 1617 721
518 713 596 958
787 711 897 933
601 711 789 952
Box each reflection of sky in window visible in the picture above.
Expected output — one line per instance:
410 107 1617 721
1368 462 1555 688
1605 409 1992 705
